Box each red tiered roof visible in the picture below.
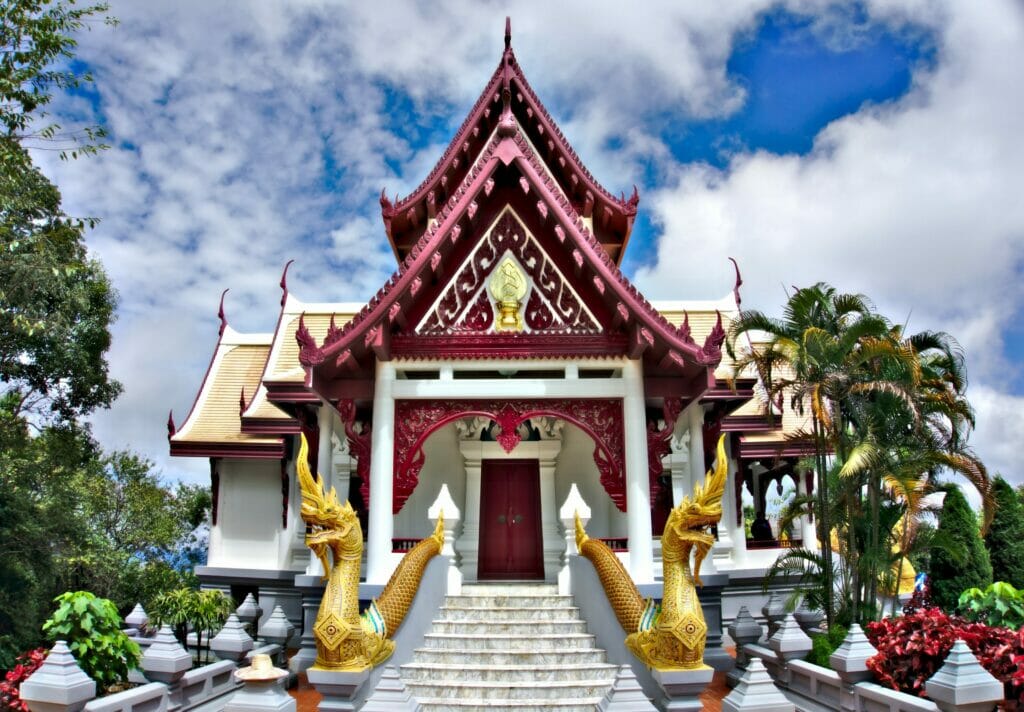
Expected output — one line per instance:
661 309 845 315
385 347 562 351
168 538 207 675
381 18 639 268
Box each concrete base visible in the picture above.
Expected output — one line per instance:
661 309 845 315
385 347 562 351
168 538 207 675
305 668 369 712
224 678 296 711
652 667 714 712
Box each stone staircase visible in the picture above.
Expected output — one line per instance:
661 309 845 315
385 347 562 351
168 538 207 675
402 582 620 711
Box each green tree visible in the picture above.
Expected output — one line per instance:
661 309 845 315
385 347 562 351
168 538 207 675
42 591 139 688
984 476 1024 588
930 485 992 610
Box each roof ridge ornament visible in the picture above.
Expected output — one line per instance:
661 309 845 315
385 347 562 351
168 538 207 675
217 289 229 336
728 256 743 308
279 259 295 307
167 410 176 440
505 16 511 50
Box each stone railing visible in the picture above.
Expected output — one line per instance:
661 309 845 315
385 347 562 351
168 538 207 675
723 613 1006 712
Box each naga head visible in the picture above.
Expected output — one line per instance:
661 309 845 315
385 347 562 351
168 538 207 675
665 434 728 535
296 434 361 547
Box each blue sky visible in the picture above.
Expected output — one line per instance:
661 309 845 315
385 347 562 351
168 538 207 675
37 1 1024 487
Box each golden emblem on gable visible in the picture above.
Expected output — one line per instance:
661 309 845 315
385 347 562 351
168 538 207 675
489 256 527 332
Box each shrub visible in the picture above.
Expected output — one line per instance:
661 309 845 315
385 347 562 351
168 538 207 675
0 648 46 712
985 477 1024 588
959 582 1024 630
865 605 1024 703
806 624 848 668
929 486 992 611
42 591 140 688
149 588 234 663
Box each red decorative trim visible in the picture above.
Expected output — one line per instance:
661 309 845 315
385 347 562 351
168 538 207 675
240 417 301 435
169 440 285 459
280 458 289 529
700 311 726 366
167 410 176 440
393 399 625 514
391 333 627 360
646 398 683 506
462 290 494 332
728 257 743 308
279 259 295 307
737 438 817 459
295 313 323 366
264 381 324 404
210 458 220 526
335 400 371 506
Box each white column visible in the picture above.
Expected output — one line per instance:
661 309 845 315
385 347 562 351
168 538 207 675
316 405 334 481
687 404 706 493
457 441 483 581
366 361 396 585
537 440 564 583
622 359 654 583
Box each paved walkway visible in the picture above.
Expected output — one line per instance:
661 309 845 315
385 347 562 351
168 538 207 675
289 670 731 710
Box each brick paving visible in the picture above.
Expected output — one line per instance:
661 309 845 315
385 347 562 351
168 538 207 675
289 670 731 710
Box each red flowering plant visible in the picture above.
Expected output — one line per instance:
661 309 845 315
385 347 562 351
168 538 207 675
866 606 1024 704
0 648 48 712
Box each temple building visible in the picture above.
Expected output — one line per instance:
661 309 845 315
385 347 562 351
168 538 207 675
168 21 813 647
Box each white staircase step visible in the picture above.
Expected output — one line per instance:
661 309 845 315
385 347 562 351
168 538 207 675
410 647 609 665
401 661 618 682
429 619 589 635
406 679 615 700
422 632 597 650
440 605 581 621
417 699 604 712
444 594 575 608
460 583 559 595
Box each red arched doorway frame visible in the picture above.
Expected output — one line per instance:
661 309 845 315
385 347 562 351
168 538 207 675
392 398 625 514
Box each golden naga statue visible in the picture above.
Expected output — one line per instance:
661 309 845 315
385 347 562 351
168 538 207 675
296 434 444 672
576 434 729 671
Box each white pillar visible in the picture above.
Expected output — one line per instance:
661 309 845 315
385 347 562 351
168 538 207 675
317 405 334 480
687 404 706 494
559 483 591 595
623 359 654 583
366 361 396 584
457 441 483 581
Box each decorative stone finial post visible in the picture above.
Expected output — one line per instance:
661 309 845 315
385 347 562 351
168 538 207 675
211 613 255 663
829 624 877 684
224 654 295 712
124 603 149 632
360 665 417 711
19 641 96 712
761 592 786 639
141 624 192 685
599 665 655 710
721 658 795 712
257 606 295 667
793 597 823 635
235 593 263 635
558 483 590 595
428 483 462 595
768 614 812 663
924 639 1004 712
726 606 764 687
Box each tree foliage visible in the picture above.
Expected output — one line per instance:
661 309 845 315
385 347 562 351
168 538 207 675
930 485 992 611
42 591 139 688
984 476 1024 588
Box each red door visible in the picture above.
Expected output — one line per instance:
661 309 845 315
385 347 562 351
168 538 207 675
478 459 544 580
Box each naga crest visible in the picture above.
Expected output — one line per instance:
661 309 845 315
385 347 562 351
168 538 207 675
296 435 360 556
665 434 728 536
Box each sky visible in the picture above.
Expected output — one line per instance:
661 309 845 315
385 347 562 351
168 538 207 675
36 0 1024 489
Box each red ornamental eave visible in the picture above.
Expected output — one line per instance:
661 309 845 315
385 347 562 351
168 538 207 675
380 29 638 265
302 132 722 388
169 439 285 459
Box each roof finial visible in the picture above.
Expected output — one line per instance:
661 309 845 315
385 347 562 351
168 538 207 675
217 289 229 336
167 410 176 440
505 16 511 50
728 257 743 307
279 259 295 307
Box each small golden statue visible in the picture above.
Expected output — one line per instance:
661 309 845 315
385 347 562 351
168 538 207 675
576 434 728 670
490 256 527 332
296 435 443 672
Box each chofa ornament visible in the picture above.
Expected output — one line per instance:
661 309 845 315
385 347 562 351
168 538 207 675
576 434 729 670
296 434 443 672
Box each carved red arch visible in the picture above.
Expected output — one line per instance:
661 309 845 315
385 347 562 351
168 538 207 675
393 398 625 514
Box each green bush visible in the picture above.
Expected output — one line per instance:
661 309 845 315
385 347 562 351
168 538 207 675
41 592 140 687
929 486 992 611
958 581 1024 630
806 624 848 668
984 477 1024 588
149 588 234 663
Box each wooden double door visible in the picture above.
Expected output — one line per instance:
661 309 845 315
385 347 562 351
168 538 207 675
477 459 544 580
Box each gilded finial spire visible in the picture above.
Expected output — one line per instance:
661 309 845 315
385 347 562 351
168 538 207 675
504 16 511 50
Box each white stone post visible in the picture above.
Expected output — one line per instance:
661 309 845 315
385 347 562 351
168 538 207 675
428 483 462 595
558 483 591 594
687 404 706 501
366 361 396 585
668 429 690 508
622 359 654 583
20 641 96 712
457 441 483 581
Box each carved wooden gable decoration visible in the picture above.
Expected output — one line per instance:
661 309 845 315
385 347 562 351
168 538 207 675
418 209 601 336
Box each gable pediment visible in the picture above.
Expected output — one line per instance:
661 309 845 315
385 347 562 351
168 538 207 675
417 209 601 336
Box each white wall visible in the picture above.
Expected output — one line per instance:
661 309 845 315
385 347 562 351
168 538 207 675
553 422 626 538
393 423 465 539
208 458 282 569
